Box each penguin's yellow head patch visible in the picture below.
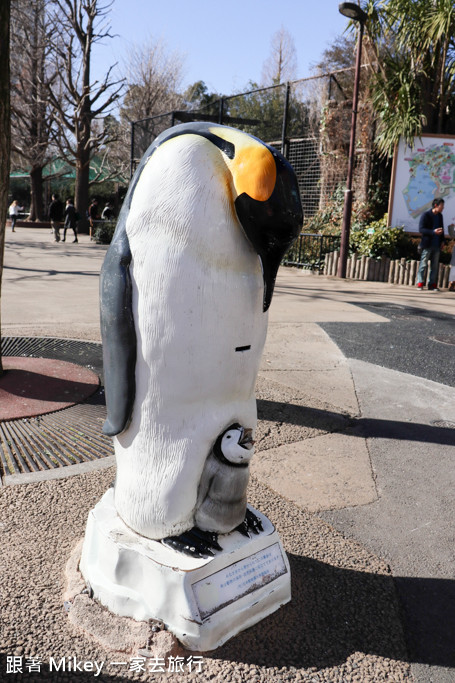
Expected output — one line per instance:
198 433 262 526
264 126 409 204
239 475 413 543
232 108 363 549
209 127 276 202
229 144 276 202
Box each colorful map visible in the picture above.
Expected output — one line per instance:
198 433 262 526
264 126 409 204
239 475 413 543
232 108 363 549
390 135 455 233
403 144 455 217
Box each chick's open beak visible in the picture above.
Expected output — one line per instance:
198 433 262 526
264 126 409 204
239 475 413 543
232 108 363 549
239 428 255 450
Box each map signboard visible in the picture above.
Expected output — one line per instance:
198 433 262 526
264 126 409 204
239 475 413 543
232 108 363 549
389 134 455 234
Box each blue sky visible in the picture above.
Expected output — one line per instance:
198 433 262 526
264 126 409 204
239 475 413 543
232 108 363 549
92 0 352 95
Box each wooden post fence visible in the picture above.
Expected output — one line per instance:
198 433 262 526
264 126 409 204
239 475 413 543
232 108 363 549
323 252 452 288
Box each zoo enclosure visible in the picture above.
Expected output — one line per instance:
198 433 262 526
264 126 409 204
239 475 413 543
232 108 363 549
130 68 373 221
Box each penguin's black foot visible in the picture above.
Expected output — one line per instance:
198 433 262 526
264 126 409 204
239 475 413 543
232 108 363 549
235 507 264 537
161 527 223 559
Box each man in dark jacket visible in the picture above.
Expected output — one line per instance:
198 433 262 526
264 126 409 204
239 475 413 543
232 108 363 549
48 194 64 243
88 198 99 240
62 197 78 243
417 197 446 291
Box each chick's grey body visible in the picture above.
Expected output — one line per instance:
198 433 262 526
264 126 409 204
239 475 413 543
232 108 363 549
194 424 254 534
195 456 250 534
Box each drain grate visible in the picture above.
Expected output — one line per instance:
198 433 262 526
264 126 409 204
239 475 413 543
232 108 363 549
1 336 104 370
0 337 113 478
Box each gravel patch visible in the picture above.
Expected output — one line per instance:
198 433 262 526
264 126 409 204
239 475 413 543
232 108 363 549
255 376 351 451
0 468 411 681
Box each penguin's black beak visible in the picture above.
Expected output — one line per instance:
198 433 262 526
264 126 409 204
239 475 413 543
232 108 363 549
234 151 302 311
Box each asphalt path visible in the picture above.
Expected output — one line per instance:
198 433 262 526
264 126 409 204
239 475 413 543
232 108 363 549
320 298 455 683
320 300 455 388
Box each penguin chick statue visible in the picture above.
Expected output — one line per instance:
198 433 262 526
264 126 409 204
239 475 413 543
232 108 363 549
195 424 255 534
100 122 302 551
162 423 259 558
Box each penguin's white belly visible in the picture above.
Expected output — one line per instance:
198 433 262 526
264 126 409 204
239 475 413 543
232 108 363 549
113 230 267 539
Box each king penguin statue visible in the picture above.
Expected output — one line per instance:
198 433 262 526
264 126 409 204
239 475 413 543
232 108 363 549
100 123 302 556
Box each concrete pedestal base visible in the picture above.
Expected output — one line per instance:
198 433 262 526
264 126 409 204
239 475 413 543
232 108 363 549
79 489 291 651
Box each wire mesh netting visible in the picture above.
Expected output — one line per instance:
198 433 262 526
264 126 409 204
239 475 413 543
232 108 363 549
131 68 369 219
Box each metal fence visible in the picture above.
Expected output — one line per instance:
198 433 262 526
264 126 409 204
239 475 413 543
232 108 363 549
131 68 370 219
283 233 341 271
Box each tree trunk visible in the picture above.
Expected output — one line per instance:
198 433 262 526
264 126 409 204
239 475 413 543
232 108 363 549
75 87 92 231
437 34 450 134
74 37 93 232
75 149 91 232
29 165 45 221
0 0 11 377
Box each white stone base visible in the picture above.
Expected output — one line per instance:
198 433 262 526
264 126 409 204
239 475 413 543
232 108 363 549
79 489 291 651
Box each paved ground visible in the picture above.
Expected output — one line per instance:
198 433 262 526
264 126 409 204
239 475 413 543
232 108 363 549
1 228 454 681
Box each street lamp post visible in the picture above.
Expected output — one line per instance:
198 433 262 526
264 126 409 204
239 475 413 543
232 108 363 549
337 2 367 278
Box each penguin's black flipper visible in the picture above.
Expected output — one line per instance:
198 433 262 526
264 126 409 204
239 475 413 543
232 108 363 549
235 507 264 537
161 528 222 558
99 134 169 437
100 224 137 436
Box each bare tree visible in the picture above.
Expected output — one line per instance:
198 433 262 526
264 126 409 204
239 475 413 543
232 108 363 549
107 37 185 177
10 0 56 220
47 0 124 218
311 34 357 100
0 0 11 375
261 27 298 86
121 38 184 123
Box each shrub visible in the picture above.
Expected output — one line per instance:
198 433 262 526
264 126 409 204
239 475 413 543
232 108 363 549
302 185 344 236
440 239 455 265
302 180 390 237
93 220 116 244
350 216 418 259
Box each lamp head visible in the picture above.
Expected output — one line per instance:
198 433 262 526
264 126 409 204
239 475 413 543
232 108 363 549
339 2 367 22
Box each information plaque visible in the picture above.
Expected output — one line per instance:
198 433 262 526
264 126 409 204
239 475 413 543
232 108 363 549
192 542 288 619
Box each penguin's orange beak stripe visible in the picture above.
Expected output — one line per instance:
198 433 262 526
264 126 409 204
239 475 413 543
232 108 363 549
230 145 276 202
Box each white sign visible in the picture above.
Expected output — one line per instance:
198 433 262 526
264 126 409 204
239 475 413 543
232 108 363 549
389 134 455 233
192 543 288 620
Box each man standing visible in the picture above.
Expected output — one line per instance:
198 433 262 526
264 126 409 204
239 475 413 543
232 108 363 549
88 198 99 240
62 197 78 243
417 197 446 291
48 193 64 243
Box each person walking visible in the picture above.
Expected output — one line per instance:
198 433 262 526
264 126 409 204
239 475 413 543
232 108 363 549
62 198 78 243
416 197 447 291
88 198 99 240
48 193 64 242
101 201 114 220
8 200 24 231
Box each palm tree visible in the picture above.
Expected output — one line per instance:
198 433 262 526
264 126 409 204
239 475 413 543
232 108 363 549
364 0 455 156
